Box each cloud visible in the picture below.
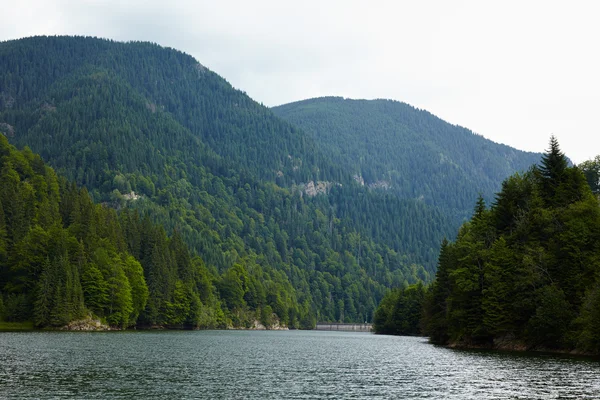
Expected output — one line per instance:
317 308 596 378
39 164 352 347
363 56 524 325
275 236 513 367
2 0 599 162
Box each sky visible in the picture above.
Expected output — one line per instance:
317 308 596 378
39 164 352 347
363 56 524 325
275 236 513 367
2 0 599 163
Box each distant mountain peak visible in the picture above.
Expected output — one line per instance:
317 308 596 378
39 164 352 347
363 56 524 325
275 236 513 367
273 96 542 222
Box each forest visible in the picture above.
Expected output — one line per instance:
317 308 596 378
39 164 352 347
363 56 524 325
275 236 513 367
273 97 541 223
0 36 547 329
0 36 441 327
0 135 310 329
374 138 600 354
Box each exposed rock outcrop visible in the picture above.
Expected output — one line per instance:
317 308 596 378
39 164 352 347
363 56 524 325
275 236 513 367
297 181 338 197
353 174 365 186
122 191 141 201
0 122 15 137
61 317 113 331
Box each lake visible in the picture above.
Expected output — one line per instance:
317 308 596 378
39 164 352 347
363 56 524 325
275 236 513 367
1 330 599 399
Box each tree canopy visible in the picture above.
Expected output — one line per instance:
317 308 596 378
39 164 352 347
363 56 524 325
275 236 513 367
0 36 448 325
418 138 600 353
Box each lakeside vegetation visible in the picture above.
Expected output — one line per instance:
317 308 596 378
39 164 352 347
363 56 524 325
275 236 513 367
0 321 34 331
375 138 600 354
0 136 306 329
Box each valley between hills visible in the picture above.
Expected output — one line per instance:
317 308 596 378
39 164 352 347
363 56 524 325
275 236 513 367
2 36 600 355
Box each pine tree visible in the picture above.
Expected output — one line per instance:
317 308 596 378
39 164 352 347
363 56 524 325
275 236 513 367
423 238 453 343
81 262 109 316
122 255 148 325
473 194 486 220
33 258 53 327
538 136 568 205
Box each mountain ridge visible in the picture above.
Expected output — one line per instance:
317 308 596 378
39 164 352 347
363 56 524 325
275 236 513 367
273 96 542 222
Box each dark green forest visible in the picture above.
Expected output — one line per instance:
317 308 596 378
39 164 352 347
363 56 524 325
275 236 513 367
0 36 553 329
273 97 542 223
0 36 453 327
375 138 600 354
373 283 425 336
0 135 309 328
0 122 427 327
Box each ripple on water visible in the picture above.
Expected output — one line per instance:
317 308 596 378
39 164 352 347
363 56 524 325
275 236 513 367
1 331 599 399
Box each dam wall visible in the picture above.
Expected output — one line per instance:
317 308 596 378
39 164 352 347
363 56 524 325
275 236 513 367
315 323 372 332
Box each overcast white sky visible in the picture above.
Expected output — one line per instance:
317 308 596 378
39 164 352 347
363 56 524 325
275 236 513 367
2 0 599 162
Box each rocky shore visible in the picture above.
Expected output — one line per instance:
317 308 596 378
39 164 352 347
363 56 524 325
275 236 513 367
60 317 114 331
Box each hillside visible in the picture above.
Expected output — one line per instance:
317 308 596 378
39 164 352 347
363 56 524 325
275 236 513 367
0 134 303 329
0 36 454 324
273 97 542 222
0 37 342 186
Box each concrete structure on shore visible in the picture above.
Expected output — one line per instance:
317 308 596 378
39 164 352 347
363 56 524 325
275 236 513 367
315 322 372 332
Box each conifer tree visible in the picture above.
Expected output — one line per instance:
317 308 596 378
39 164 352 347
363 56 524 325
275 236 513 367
538 135 568 205
418 138 600 352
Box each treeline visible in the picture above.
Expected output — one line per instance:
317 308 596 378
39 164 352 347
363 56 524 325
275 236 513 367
0 135 307 329
375 138 600 354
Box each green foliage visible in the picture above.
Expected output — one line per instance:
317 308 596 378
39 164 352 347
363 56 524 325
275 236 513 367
422 138 600 353
273 97 541 224
577 283 600 353
373 283 425 335
81 262 109 316
525 285 573 348
0 295 5 321
537 136 569 204
122 255 148 324
35 256 86 327
579 155 600 195
0 135 307 328
0 36 440 324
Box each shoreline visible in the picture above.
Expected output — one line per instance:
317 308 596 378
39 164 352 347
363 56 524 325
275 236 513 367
0 318 292 333
445 339 600 358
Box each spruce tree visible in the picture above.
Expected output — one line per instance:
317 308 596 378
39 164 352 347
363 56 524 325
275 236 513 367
538 136 568 204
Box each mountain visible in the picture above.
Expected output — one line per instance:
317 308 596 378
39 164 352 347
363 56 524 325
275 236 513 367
272 97 542 222
0 36 454 325
0 37 343 186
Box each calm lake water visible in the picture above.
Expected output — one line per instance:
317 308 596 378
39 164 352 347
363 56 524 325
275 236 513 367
1 330 599 399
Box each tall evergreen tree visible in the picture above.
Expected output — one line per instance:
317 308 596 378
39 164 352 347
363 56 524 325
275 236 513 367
537 135 569 205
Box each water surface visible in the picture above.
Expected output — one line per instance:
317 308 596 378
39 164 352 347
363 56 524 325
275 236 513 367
1 330 599 399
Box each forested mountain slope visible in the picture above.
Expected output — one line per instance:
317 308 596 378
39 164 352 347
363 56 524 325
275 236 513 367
0 36 341 185
0 36 454 324
0 135 304 329
273 97 542 222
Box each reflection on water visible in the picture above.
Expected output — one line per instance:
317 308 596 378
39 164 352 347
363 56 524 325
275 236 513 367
1 330 599 399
